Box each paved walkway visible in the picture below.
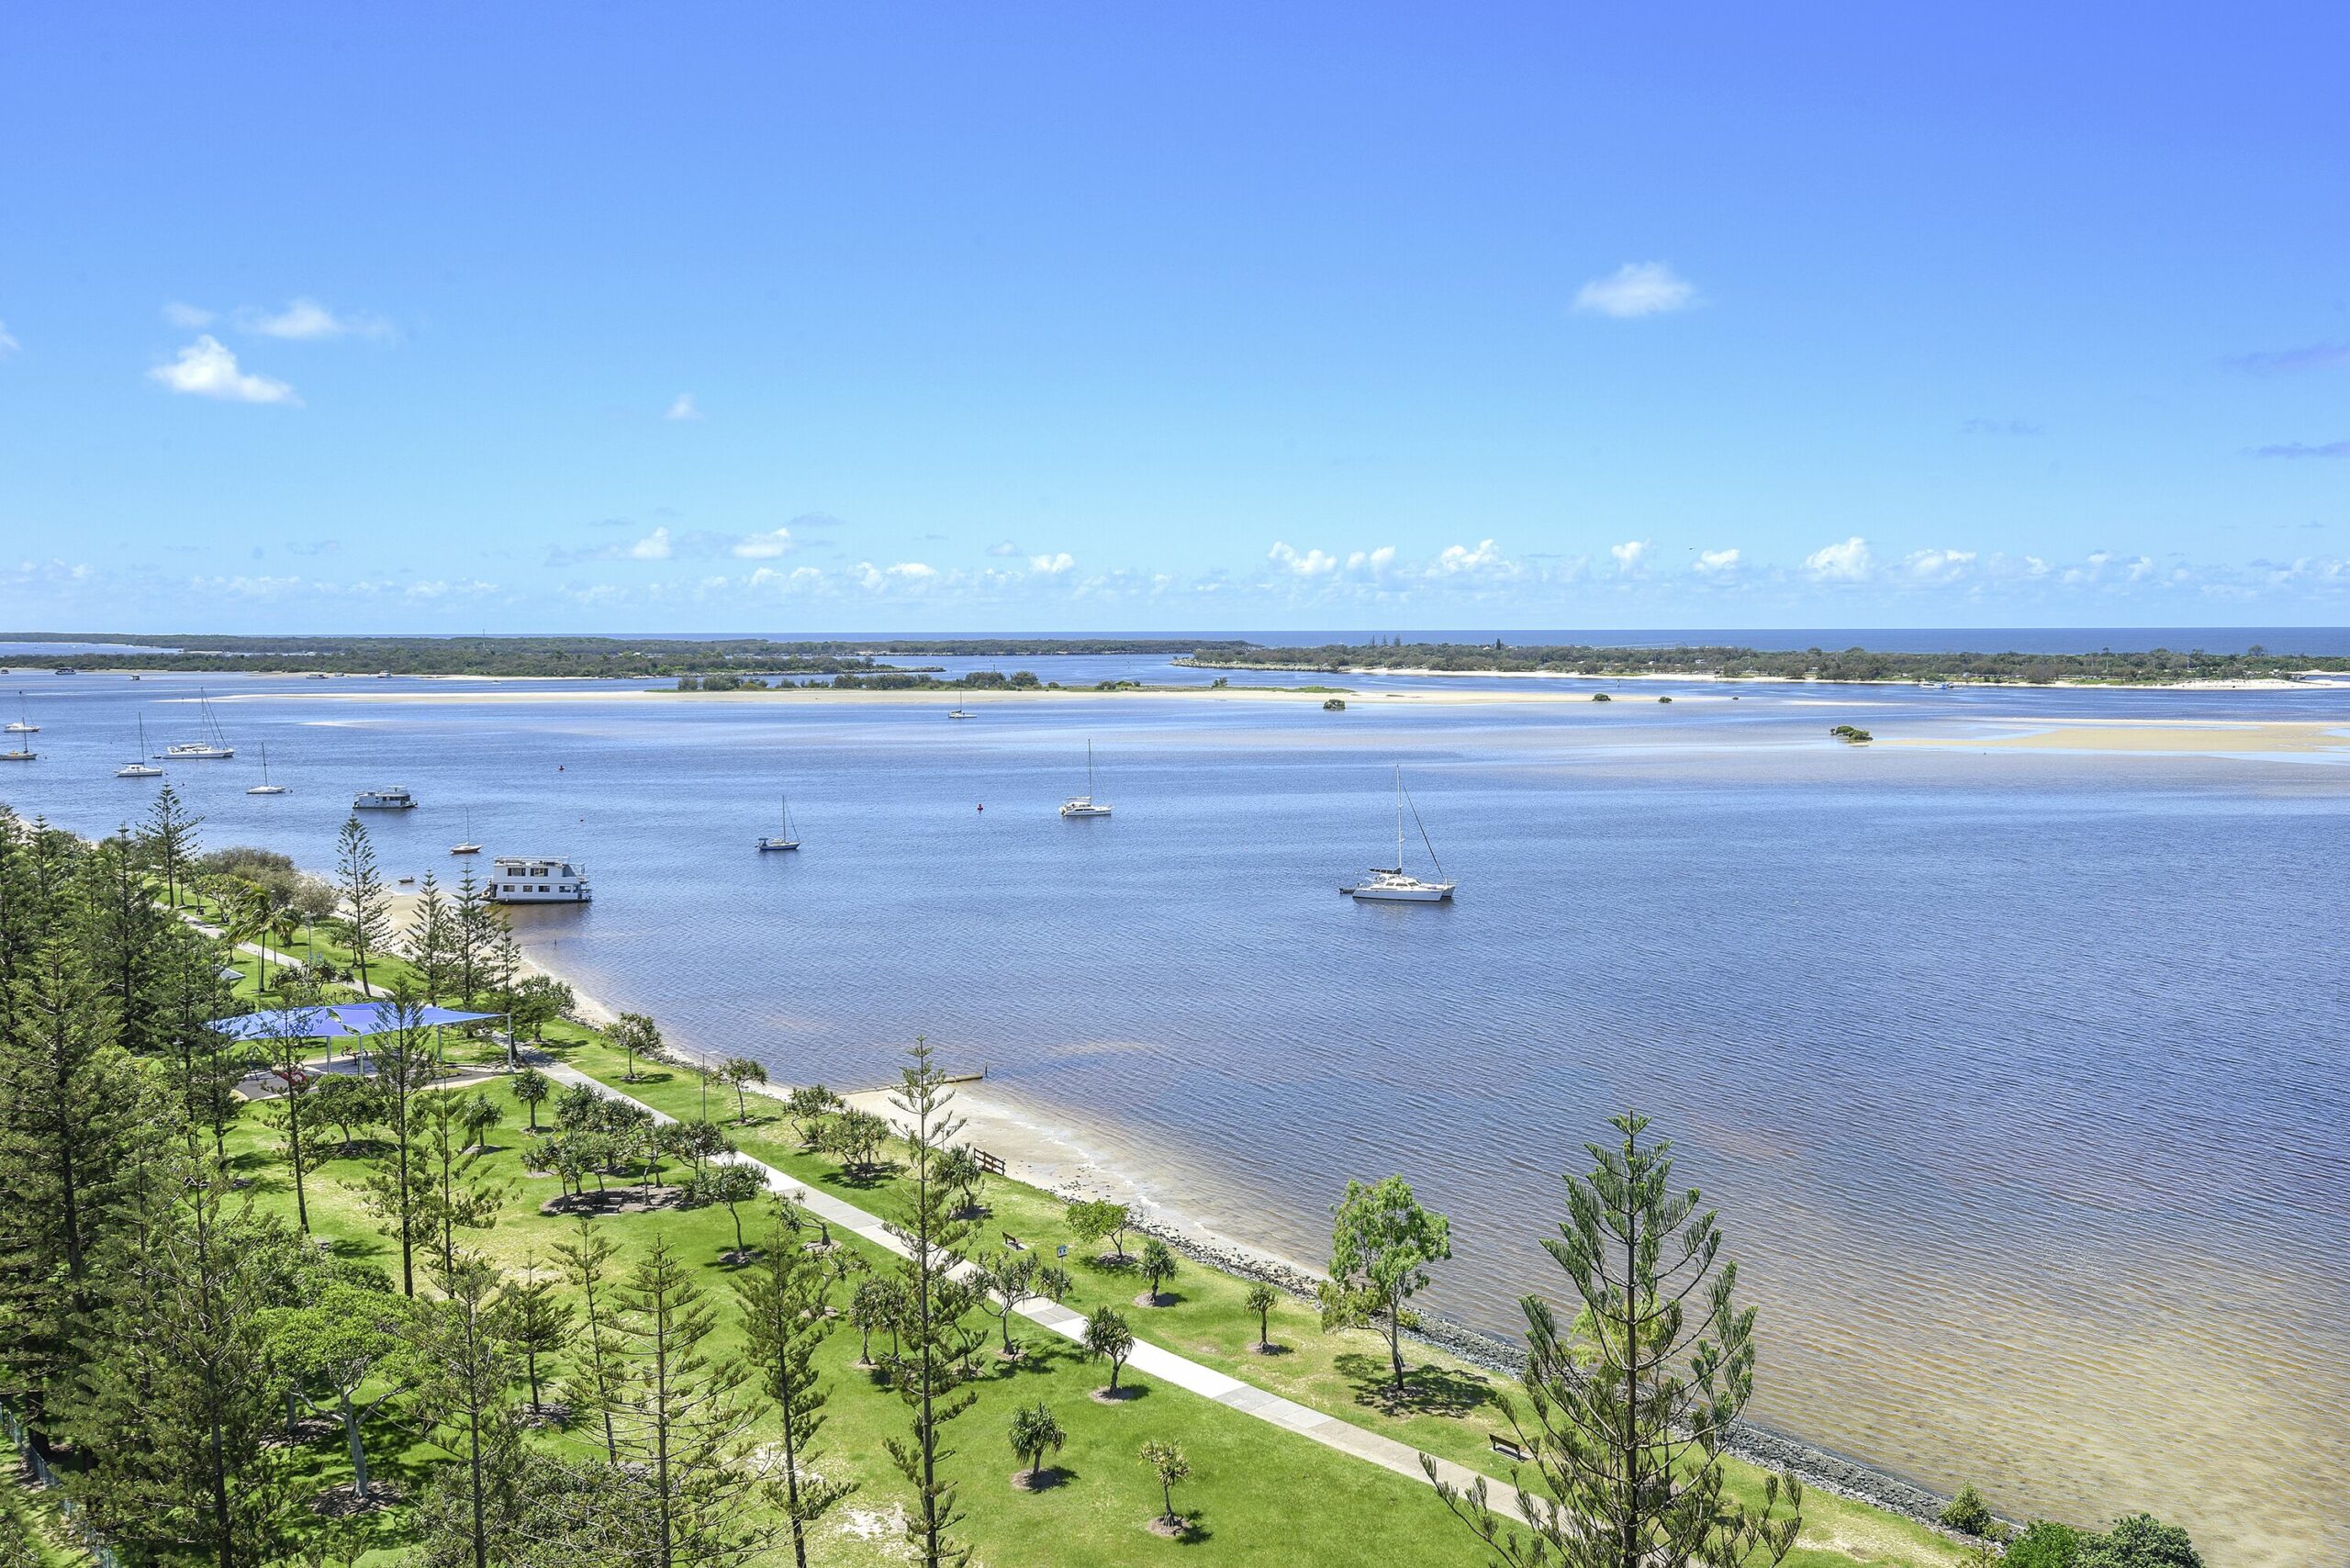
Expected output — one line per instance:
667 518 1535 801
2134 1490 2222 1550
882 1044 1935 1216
531 1056 1525 1525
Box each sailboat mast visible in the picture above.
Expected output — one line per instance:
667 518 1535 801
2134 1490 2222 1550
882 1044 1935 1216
1395 765 1404 869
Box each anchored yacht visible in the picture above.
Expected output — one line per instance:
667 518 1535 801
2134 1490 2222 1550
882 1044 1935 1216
118 715 163 778
246 743 287 795
755 796 801 852
1058 741 1112 818
487 857 592 904
158 689 235 759
4 693 35 734
1341 767 1456 902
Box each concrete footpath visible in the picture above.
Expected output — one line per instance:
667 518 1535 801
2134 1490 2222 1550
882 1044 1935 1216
532 1056 1528 1527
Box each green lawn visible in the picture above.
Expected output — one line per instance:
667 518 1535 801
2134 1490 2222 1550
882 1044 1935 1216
196 902 1965 1568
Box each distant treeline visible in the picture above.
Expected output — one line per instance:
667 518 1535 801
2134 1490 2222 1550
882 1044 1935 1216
1180 640 2350 685
0 633 1240 678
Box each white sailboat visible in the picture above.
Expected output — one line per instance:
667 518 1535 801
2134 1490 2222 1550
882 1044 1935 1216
756 796 801 852
159 688 235 759
246 741 287 794
118 715 163 778
1058 741 1112 818
1342 766 1456 902
451 807 481 856
0 694 32 762
4 692 35 734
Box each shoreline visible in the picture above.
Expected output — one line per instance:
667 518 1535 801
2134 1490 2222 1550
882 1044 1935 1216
1179 660 2333 691
484 923 1985 1541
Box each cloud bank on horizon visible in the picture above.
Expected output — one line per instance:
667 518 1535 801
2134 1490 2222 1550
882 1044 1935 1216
0 4 2344 633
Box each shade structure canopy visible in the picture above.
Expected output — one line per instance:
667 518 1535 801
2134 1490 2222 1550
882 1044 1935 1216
207 1002 498 1041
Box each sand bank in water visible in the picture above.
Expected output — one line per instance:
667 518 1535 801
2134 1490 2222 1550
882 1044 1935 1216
1886 720 2350 755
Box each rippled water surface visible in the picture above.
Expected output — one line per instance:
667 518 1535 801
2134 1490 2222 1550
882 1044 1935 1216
5 664 2344 1566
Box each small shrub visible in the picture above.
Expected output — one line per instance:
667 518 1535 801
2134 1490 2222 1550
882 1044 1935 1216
1592 691 1612 702
1941 1483 1997 1538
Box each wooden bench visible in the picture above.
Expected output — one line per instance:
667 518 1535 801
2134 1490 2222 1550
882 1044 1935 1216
1489 1433 1530 1463
1002 1232 1026 1251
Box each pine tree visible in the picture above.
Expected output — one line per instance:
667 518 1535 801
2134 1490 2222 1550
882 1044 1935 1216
357 1000 439 1295
490 1250 574 1417
72 831 177 1057
70 1159 307 1568
420 1090 509 1277
333 816 389 993
609 1233 767 1568
405 1251 524 1568
554 1214 628 1462
406 872 453 1002
1425 1112 1804 1568
450 864 501 1007
142 783 203 912
733 1215 856 1568
255 982 331 1231
882 1037 977 1568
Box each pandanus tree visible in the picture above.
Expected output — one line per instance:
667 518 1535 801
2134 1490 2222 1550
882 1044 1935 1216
1009 1401 1064 1484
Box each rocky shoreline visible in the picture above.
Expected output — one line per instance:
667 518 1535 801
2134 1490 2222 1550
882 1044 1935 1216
1119 1211 1985 1542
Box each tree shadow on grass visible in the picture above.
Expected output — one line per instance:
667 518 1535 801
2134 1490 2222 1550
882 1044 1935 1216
1333 1352 1499 1420
819 1160 902 1193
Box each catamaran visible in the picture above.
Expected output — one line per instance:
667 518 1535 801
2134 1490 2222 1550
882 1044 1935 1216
4 693 35 734
1058 741 1112 818
1341 766 1456 902
118 715 163 778
158 689 235 759
246 742 287 795
755 796 801 852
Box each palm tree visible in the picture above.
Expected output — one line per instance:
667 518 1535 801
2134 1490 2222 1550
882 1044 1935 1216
224 879 276 991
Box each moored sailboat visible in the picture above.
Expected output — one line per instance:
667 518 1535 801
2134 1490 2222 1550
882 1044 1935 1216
1058 740 1112 818
1342 766 1456 902
756 796 800 851
246 741 287 794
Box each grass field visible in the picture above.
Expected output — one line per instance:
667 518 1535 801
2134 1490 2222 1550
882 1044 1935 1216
166 898 1971 1568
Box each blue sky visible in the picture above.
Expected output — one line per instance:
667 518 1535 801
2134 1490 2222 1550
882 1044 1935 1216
2 3 2344 633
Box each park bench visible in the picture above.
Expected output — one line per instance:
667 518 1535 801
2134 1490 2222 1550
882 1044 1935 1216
1489 1433 1530 1463
1002 1232 1026 1251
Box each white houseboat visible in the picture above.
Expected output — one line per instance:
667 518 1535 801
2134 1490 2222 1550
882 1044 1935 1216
353 787 418 810
487 857 592 904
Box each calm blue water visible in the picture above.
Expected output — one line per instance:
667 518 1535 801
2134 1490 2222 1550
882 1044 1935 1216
2 663 2343 1564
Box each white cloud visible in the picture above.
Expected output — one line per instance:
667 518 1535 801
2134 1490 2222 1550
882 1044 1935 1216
1268 541 1340 577
1573 262 1697 319
1902 548 1977 585
731 527 793 560
888 561 935 580
1609 539 1650 575
148 336 299 405
1805 536 1874 581
163 301 216 328
0 320 17 359
1432 539 1513 577
237 297 390 341
628 526 673 561
664 392 703 421
986 541 1021 557
1030 552 1076 575
1345 546 1398 576
1693 548 1741 575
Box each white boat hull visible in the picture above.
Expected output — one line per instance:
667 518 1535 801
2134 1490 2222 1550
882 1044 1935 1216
117 764 163 778
1058 803 1111 818
246 785 287 795
1346 882 1454 902
159 746 233 760
755 838 800 852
